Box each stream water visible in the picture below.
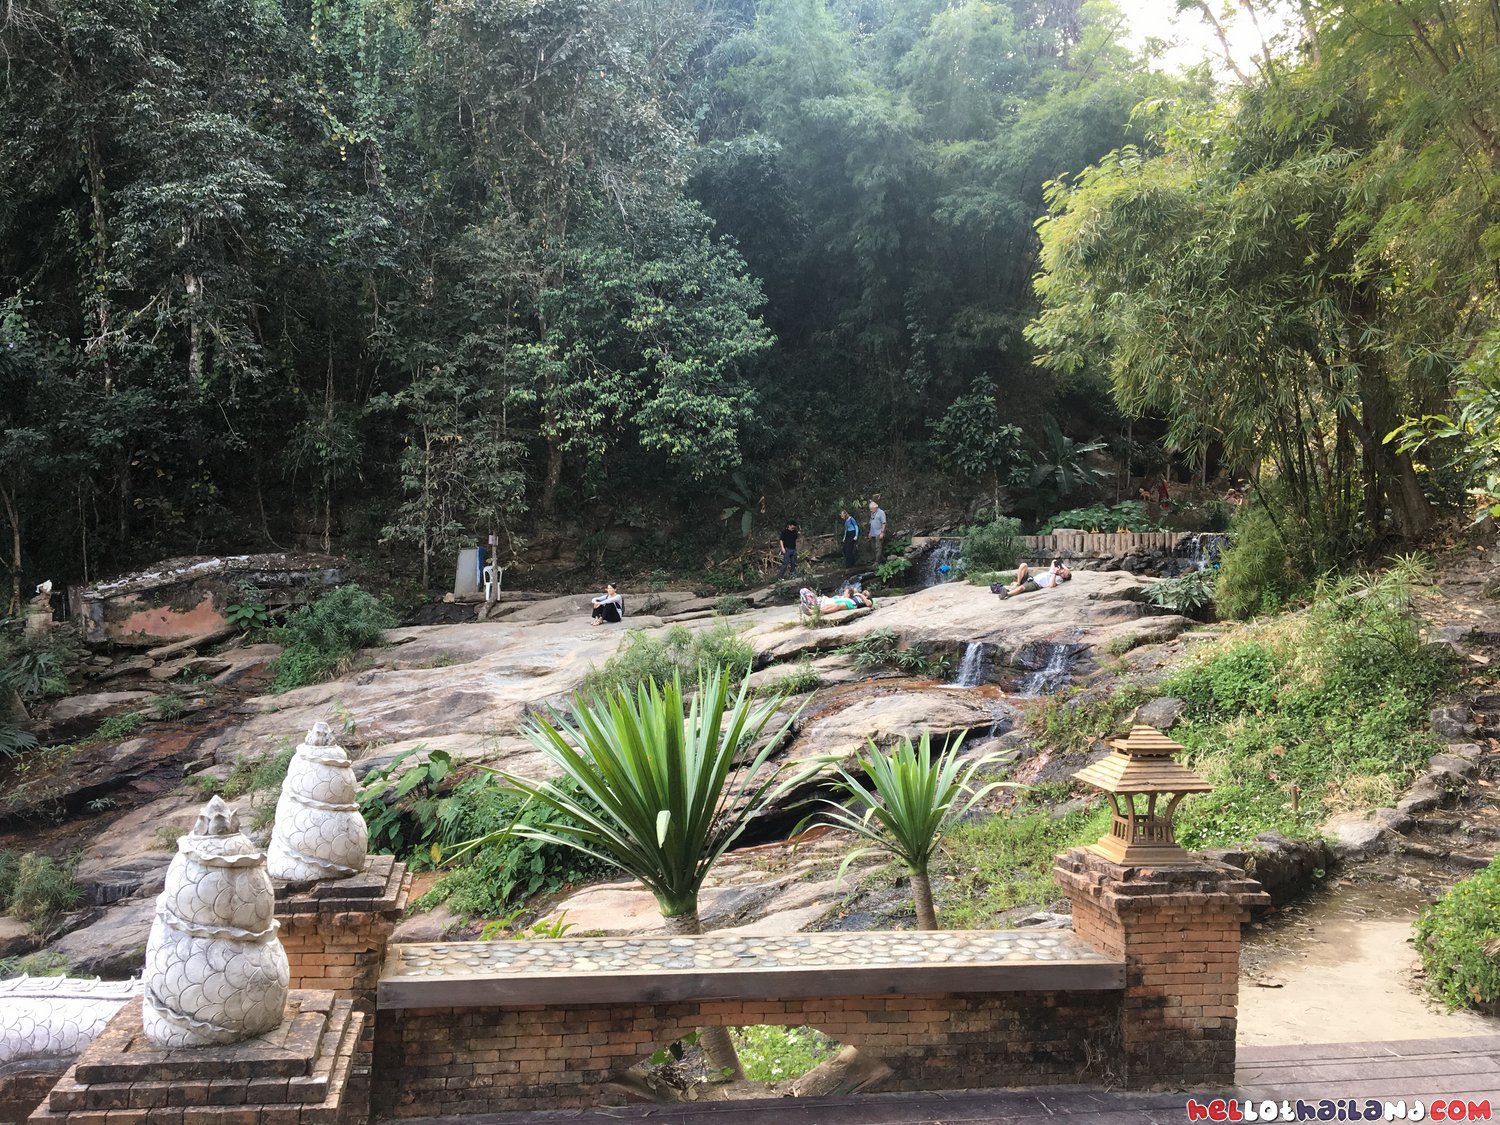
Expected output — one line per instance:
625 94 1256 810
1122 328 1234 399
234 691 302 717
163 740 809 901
916 539 961 589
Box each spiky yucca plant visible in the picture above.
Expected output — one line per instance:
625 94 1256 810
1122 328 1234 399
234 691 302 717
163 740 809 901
474 667 806 1078
809 732 1010 930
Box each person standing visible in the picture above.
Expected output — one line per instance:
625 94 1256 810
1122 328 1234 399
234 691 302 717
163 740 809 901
839 509 859 569
777 521 799 579
867 500 887 565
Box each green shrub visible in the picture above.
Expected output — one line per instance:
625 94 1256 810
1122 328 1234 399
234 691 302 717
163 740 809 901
1039 501 1164 534
152 690 186 721
270 585 396 692
581 622 752 697
0 951 70 979
959 517 1023 573
1213 505 1304 620
1166 570 1449 847
96 712 145 741
1146 569 1216 615
838 628 949 678
1024 686 1146 754
1414 858 1500 1010
713 596 749 617
416 776 611 919
0 633 74 701
732 1025 839 1083
8 853 82 931
875 556 912 585
0 850 18 905
756 657 821 697
965 570 1016 587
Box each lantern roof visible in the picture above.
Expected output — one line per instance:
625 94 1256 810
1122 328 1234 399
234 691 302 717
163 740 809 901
1073 725 1213 795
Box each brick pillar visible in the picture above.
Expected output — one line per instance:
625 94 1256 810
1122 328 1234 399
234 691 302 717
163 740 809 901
1053 848 1268 1089
276 854 409 1012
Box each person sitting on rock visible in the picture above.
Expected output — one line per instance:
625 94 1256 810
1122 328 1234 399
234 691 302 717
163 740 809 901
800 587 873 616
994 560 1070 599
590 584 624 625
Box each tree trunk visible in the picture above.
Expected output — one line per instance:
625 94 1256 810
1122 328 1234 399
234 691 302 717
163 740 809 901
662 910 743 1079
541 438 563 516
909 870 939 930
0 480 21 617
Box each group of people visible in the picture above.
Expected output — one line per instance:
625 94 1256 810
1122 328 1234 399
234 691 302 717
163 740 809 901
776 500 887 579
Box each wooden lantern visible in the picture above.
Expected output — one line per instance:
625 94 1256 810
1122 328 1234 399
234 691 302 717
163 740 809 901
1072 725 1212 865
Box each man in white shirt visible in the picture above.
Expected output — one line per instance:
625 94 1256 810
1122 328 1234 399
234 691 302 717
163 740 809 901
997 560 1071 598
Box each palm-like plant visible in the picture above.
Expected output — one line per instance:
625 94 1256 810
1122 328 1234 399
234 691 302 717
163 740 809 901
1028 416 1110 511
807 733 1010 930
476 668 805 1078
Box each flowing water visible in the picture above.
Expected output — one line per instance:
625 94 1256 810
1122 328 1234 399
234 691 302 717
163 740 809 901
916 539 962 589
1015 639 1079 697
952 642 994 688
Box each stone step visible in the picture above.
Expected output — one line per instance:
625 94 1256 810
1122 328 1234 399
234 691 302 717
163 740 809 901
1409 817 1500 841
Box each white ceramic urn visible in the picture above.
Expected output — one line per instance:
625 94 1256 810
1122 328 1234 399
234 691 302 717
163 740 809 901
266 721 368 883
141 796 289 1048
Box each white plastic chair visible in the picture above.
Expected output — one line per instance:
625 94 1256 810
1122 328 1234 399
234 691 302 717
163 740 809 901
482 563 503 600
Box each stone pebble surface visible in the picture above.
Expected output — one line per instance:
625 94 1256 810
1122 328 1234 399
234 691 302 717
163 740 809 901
387 930 1110 980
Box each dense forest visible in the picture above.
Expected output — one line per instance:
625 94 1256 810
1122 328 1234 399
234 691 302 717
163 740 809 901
1 0 1497 607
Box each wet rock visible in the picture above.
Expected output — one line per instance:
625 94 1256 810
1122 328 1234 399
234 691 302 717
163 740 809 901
1371 807 1414 834
1396 781 1445 816
0 917 37 959
42 692 156 740
88 656 157 682
1323 812 1394 861
47 895 155 977
1429 706 1477 740
1201 833 1334 907
75 795 199 906
1134 696 1186 730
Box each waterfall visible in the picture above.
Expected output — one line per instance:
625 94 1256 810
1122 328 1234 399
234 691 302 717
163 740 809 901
917 539 962 589
1178 533 1230 571
952 642 993 688
1018 642 1076 697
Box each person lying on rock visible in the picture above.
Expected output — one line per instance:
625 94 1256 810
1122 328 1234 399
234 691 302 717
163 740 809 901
800 587 873 615
590 583 624 625
993 560 1071 599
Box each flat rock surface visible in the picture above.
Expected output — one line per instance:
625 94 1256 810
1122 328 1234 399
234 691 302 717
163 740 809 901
49 894 156 977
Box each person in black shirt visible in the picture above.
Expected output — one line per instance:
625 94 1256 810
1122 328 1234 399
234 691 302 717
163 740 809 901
777 522 799 579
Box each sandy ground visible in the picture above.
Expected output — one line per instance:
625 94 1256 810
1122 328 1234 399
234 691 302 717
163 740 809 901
1238 873 1499 1045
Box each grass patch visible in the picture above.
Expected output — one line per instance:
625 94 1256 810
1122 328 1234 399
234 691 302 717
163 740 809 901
194 743 297 829
0 851 84 933
838 628 949 678
1414 857 1500 1011
153 825 188 851
731 1025 839 1083
935 796 1109 928
270 584 396 692
965 570 1016 587
1165 571 1449 848
96 711 146 741
1023 685 1147 754
713 596 749 617
0 950 70 979
754 658 821 697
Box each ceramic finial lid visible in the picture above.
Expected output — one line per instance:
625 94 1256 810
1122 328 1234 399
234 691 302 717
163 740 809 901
191 795 239 838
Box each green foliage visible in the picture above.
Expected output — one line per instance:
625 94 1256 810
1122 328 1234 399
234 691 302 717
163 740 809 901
1165 571 1449 847
152 691 186 721
1213 505 1306 621
964 570 1015 587
6 853 83 932
875 556 911 585
731 1025 838 1083
477 669 806 920
755 658 821 697
927 379 1026 489
581 623 753 699
838 629 948 678
0 950 71 979
224 591 271 631
937 797 1111 929
1040 502 1163 534
804 732 1011 926
153 825 188 851
713 596 749 617
0 722 37 760
1146 570 1216 616
959 517 1023 574
1024 686 1146 755
1414 858 1500 1011
96 712 146 741
359 746 454 859
270 586 396 693
1024 418 1110 514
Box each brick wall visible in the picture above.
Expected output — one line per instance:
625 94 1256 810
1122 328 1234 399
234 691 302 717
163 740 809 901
1054 848 1269 1089
372 991 1121 1117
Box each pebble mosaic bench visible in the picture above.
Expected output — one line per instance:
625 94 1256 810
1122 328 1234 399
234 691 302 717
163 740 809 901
372 929 1128 1117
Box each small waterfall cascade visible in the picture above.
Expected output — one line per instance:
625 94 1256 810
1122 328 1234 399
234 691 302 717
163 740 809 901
1178 533 1230 571
952 642 994 688
1017 641 1078 697
917 539 962 588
